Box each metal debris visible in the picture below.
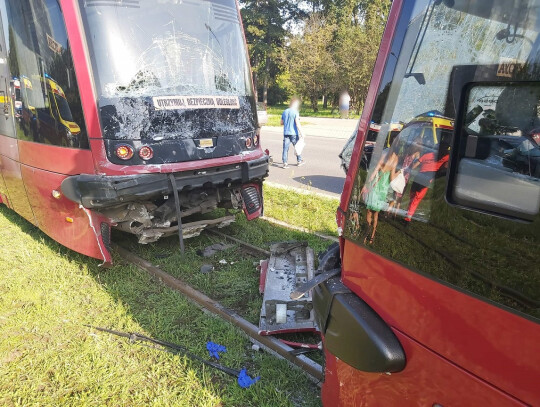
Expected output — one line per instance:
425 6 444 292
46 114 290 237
85 325 258 386
198 242 235 257
290 268 341 300
258 242 318 335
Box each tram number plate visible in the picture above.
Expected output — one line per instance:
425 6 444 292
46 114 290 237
199 138 214 148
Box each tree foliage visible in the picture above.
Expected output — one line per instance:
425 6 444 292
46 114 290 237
240 0 305 104
287 0 391 112
240 0 391 109
287 15 337 111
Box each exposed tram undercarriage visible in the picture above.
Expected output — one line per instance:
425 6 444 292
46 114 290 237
62 156 268 243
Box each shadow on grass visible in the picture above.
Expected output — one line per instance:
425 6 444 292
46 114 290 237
0 205 322 407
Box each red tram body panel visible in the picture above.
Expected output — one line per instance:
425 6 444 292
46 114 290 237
0 0 268 264
314 0 540 405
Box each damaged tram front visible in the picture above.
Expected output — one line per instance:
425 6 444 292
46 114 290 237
0 0 268 264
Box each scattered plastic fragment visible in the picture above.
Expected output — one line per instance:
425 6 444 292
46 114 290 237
251 344 260 352
219 259 228 265
207 341 227 359
237 368 261 389
197 243 234 257
200 264 214 273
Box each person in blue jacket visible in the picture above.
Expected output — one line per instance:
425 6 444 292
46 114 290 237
281 98 305 168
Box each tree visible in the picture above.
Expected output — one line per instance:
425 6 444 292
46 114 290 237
285 0 391 113
8 27 19 78
240 0 305 104
287 14 337 111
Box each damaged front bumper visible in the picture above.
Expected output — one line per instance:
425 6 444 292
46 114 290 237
61 155 269 209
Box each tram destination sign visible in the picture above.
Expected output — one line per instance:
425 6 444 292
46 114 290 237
153 95 240 110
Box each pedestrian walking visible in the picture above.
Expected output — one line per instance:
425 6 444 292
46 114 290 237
281 98 305 168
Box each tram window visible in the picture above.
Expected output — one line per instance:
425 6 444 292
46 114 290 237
3 0 89 149
450 83 540 220
344 0 540 320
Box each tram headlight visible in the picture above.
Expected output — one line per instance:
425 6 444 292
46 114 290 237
245 137 253 148
115 144 134 160
253 134 259 146
138 146 154 160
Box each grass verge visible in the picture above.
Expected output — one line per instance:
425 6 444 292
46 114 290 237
267 102 359 119
263 115 313 128
263 184 339 237
265 114 282 127
0 205 322 407
127 184 339 325
116 185 339 367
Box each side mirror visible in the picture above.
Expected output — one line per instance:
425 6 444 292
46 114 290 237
448 83 540 221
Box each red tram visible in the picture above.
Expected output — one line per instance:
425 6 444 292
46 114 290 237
0 0 268 264
314 0 540 405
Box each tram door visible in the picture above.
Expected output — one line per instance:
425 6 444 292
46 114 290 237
0 8 35 223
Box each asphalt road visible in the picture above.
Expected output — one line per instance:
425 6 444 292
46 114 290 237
260 117 358 198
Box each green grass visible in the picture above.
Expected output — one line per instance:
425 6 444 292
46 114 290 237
264 115 313 127
265 115 282 127
267 101 359 119
112 186 338 367
263 184 339 237
0 205 322 407
126 209 335 326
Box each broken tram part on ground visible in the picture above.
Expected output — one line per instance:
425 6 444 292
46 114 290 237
258 242 318 335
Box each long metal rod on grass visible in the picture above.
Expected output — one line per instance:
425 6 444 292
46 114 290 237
85 325 241 377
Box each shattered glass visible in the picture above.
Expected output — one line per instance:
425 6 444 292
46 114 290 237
79 0 257 145
81 0 251 98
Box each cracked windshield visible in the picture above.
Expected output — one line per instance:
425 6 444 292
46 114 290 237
80 0 252 99
78 0 256 143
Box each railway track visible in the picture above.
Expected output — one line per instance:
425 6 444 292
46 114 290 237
112 229 325 384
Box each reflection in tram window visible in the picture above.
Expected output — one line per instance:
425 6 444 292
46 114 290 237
4 0 88 149
344 0 540 320
350 113 454 244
